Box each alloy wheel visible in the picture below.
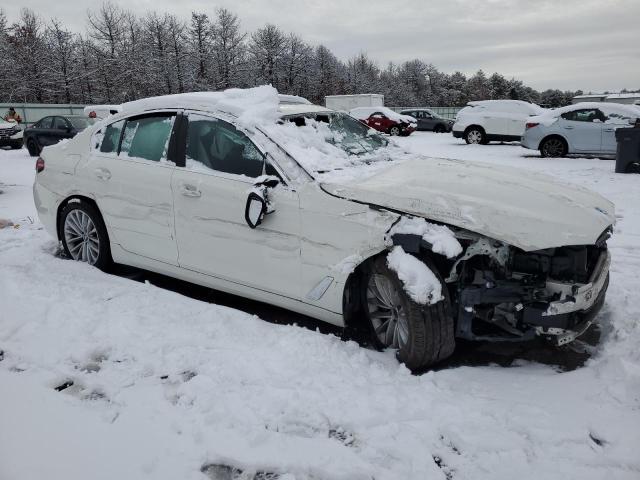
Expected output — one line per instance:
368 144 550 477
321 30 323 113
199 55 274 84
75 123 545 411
390 126 400 136
63 209 100 265
542 138 565 157
466 129 483 144
366 274 410 349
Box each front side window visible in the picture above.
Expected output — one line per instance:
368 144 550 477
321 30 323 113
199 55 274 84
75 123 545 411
185 114 264 178
98 119 125 153
120 114 175 162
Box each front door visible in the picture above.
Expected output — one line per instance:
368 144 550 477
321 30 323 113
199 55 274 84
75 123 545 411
171 113 301 299
79 113 179 265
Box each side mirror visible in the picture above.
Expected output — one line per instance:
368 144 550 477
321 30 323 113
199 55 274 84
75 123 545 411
245 192 267 229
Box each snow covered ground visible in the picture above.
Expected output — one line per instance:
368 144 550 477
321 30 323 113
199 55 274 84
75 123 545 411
1 133 639 480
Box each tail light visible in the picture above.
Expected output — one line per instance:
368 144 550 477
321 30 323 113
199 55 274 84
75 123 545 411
525 122 539 129
88 111 97 118
35 157 45 173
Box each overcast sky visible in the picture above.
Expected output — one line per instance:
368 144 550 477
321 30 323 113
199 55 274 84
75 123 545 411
5 0 639 92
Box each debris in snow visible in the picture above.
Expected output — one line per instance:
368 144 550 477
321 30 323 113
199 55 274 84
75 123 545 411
387 246 443 305
388 216 462 259
0 218 14 229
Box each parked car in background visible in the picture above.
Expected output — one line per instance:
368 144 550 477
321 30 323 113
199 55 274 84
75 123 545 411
400 109 453 133
350 106 417 136
521 102 640 157
453 100 546 144
24 115 95 156
33 88 614 371
0 118 23 149
83 105 121 120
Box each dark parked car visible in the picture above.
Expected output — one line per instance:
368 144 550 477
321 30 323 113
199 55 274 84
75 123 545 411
24 115 94 157
400 109 453 133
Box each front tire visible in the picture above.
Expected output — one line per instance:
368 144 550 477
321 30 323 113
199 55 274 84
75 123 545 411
10 139 23 149
389 125 401 136
362 256 455 370
434 124 446 133
60 201 112 270
465 127 486 144
540 137 568 157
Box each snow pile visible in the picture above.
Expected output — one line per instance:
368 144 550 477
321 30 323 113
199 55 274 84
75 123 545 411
387 246 443 305
121 85 282 130
349 106 416 124
388 216 462 259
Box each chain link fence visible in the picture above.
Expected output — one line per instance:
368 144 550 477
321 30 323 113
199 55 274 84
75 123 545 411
0 103 86 127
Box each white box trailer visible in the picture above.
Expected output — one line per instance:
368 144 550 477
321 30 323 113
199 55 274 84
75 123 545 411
325 94 384 111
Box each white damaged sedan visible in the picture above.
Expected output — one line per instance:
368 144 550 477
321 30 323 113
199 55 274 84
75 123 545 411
33 86 614 370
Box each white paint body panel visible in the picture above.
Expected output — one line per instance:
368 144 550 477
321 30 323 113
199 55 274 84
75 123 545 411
323 157 615 252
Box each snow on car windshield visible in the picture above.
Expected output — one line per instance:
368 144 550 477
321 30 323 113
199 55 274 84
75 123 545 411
263 112 411 178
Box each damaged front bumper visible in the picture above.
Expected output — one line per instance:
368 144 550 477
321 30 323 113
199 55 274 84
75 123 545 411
456 250 611 344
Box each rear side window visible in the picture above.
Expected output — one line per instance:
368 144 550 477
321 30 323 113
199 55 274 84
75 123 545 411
98 120 125 153
120 114 175 162
185 114 264 178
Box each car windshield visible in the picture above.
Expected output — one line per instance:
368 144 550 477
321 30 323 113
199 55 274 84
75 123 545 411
285 112 388 156
68 117 94 129
264 111 405 178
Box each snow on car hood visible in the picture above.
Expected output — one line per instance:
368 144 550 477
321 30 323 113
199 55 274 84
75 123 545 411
322 157 615 251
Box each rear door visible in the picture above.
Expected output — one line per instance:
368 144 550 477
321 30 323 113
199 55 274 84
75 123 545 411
601 107 637 154
559 109 603 152
80 112 179 265
171 112 301 298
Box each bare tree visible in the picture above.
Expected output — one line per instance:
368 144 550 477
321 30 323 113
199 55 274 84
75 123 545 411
249 24 287 89
189 12 213 90
212 8 246 89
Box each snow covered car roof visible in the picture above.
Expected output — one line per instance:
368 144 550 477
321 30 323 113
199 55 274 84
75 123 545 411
529 102 640 126
466 99 546 115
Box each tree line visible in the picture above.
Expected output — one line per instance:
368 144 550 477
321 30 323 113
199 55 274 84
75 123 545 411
1 3 631 108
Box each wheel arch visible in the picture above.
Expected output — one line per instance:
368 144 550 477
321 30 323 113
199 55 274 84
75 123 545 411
538 134 568 152
56 194 103 241
341 241 456 333
463 124 486 136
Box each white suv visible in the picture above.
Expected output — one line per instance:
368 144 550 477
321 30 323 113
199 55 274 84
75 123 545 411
33 87 613 370
453 100 546 144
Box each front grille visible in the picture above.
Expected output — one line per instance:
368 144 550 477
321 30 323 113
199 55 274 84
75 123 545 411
0 128 17 136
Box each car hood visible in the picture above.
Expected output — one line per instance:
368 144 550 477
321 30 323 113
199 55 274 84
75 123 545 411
0 120 19 129
321 157 615 251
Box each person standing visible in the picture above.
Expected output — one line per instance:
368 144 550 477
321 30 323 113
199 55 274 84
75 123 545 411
4 107 22 123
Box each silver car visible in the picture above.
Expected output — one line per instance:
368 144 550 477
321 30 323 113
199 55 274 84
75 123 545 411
521 102 640 157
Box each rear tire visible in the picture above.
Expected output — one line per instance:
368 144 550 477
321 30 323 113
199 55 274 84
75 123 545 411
362 255 455 371
26 139 40 157
540 136 568 158
464 127 486 145
60 201 112 271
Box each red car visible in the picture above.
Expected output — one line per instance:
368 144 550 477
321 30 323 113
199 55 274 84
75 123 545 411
350 106 417 136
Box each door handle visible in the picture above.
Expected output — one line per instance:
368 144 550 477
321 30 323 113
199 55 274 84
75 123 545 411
94 167 111 180
564 126 574 130
603 128 615 132
180 184 201 198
